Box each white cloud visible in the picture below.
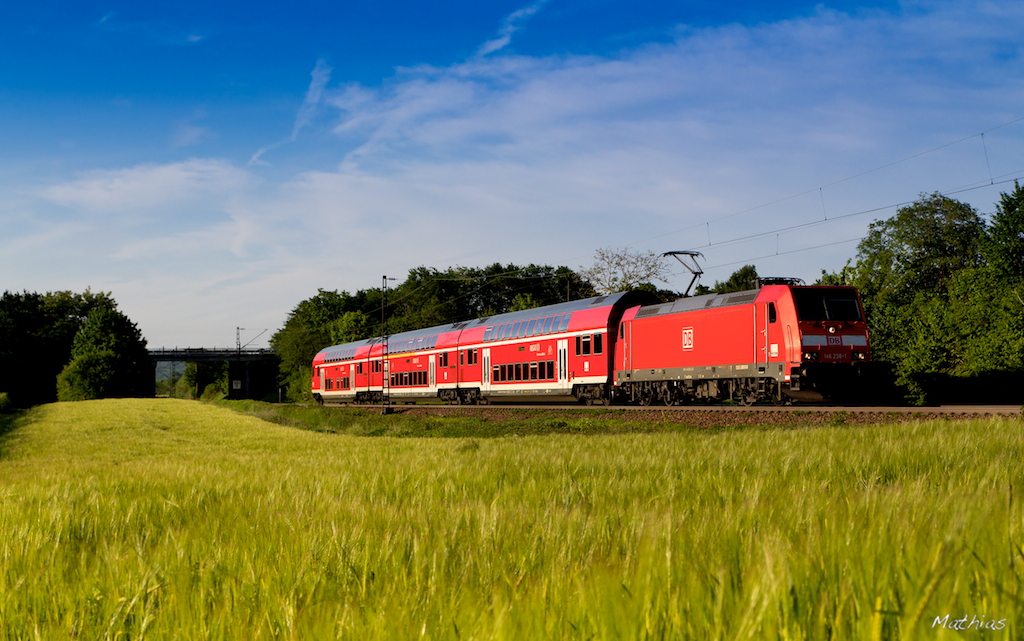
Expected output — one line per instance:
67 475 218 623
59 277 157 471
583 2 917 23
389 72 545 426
172 123 209 148
41 158 251 212
477 0 550 56
291 58 332 141
248 59 333 166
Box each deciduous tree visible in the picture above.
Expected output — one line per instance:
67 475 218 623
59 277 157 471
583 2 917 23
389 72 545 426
56 307 150 401
579 247 671 295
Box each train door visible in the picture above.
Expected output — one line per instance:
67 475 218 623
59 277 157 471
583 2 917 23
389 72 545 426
624 321 631 373
350 363 355 390
429 354 436 392
755 305 766 373
765 302 781 365
318 366 324 391
757 301 782 373
557 339 569 390
481 348 491 393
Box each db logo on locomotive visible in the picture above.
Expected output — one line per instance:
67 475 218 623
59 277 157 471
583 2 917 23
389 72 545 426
682 327 694 351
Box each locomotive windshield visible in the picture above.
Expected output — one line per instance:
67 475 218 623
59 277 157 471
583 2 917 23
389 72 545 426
793 289 862 322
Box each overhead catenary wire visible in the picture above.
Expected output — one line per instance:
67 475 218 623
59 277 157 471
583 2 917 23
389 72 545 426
616 114 1024 252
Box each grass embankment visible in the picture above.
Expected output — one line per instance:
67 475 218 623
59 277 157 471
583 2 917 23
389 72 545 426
0 398 1021 639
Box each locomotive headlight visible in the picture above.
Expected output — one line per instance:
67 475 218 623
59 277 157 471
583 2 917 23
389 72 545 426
853 351 867 361
827 326 837 334
802 352 818 361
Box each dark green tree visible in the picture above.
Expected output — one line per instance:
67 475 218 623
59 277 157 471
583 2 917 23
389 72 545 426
844 192 1018 403
56 307 150 401
0 289 117 407
329 311 375 346
855 192 985 307
708 265 759 294
984 181 1024 281
271 289 354 401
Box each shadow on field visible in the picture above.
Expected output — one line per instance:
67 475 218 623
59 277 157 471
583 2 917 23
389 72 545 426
215 399 709 438
0 409 27 459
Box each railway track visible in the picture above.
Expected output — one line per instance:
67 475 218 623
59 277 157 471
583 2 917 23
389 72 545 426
324 402 1021 418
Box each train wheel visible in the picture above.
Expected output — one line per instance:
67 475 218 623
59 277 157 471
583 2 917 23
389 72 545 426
602 396 612 406
738 379 758 406
639 389 654 406
584 398 594 406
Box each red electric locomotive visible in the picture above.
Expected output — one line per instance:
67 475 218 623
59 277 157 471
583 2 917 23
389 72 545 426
613 281 870 405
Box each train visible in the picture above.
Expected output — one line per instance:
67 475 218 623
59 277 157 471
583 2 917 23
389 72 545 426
311 280 871 406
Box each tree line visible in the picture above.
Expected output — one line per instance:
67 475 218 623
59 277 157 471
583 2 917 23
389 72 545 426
819 186 1024 403
0 291 150 409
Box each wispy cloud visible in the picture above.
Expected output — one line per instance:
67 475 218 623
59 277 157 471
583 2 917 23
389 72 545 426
172 123 209 148
249 59 332 166
477 0 550 56
94 11 208 46
41 158 250 212
292 58 332 141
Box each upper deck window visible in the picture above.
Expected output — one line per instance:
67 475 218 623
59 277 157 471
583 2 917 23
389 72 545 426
526 319 537 336
793 289 862 322
559 314 572 332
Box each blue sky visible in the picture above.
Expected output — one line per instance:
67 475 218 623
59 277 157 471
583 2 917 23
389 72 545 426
2 0 1022 348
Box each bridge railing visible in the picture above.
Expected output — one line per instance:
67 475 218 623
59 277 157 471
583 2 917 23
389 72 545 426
148 348 276 360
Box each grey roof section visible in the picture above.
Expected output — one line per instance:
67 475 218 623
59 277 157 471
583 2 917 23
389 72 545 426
634 289 760 320
469 292 625 330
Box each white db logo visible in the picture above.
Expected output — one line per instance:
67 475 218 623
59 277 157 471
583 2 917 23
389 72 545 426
682 327 694 351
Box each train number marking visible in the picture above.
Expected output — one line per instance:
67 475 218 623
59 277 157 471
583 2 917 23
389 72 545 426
682 327 694 351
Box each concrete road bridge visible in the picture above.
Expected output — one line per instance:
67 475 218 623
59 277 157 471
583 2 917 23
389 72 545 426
149 348 280 400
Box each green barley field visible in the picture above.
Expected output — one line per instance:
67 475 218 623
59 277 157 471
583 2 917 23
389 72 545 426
0 399 1021 639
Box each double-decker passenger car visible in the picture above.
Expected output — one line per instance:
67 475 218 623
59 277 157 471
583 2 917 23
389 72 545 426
311 292 646 406
311 283 871 406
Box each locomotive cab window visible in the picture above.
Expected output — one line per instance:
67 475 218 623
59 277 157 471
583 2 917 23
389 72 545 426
793 289 862 322
768 303 777 324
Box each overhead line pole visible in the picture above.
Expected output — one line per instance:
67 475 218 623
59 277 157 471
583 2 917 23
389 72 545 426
382 275 396 415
